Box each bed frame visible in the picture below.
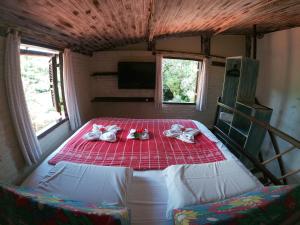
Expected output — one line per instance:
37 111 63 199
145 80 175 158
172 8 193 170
213 99 300 185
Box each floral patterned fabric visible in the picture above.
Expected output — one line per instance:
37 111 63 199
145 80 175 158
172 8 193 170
174 185 300 225
0 183 130 225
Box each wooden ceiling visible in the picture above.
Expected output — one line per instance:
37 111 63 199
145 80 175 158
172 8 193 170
0 0 300 54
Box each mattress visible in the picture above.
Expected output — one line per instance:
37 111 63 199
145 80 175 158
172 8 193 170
22 119 262 225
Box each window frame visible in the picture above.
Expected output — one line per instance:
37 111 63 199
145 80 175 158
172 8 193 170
20 47 68 139
162 56 202 105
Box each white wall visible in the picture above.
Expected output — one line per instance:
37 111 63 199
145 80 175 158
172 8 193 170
90 35 245 127
211 35 246 56
257 27 300 183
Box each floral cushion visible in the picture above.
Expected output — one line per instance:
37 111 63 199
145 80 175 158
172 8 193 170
0 183 130 225
174 185 300 225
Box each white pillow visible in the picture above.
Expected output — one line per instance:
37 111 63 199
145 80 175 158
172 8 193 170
36 161 133 207
163 160 262 218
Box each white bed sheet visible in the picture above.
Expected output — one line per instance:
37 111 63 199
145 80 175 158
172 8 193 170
22 119 262 225
37 161 133 207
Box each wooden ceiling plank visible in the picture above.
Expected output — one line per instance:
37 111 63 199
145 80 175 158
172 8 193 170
0 10 81 48
0 0 300 51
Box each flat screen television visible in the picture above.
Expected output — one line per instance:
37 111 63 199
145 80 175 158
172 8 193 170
118 62 156 89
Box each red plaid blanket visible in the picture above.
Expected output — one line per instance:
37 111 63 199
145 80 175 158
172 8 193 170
48 118 225 170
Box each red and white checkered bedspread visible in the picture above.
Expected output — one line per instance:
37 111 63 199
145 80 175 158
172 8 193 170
48 118 225 170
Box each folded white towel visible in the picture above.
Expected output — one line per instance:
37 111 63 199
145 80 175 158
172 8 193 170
127 128 149 140
177 128 200 143
163 124 184 138
163 124 200 143
84 132 101 141
83 124 121 142
100 131 117 142
92 124 121 133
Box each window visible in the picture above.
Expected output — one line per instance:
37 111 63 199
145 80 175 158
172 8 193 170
20 44 67 136
162 58 201 104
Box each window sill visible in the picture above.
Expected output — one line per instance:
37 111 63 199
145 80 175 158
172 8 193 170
163 102 196 105
37 118 69 140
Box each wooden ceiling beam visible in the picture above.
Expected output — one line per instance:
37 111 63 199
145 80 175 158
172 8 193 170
147 0 155 50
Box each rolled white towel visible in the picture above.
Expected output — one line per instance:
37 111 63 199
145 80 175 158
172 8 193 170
83 124 121 142
92 124 104 133
100 131 117 142
177 129 201 143
163 124 184 138
106 125 121 132
127 128 149 140
83 132 101 141
184 128 201 136
171 124 185 132
163 124 200 143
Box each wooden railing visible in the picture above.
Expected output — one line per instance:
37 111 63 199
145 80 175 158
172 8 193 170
213 100 300 185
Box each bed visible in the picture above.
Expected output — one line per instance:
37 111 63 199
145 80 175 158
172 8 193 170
22 118 263 225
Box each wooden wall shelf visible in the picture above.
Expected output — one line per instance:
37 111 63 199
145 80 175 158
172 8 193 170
91 97 154 102
91 72 118 76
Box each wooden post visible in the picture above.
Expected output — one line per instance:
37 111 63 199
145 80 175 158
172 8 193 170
213 97 222 127
268 131 288 184
148 40 155 51
252 25 257 59
201 35 211 57
245 35 251 58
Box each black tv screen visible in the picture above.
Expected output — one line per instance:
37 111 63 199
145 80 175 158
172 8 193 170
118 62 156 89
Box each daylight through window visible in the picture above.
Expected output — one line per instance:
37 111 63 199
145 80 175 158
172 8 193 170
162 58 201 104
20 44 66 135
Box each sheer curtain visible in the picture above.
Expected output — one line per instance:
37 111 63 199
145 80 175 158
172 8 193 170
155 54 163 108
4 31 42 165
196 58 210 111
63 49 82 131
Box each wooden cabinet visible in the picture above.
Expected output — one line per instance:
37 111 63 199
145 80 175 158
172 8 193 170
216 57 272 168
221 57 259 107
216 102 272 166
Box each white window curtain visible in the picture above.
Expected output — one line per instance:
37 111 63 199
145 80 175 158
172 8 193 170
63 49 82 131
196 58 210 111
155 54 163 108
4 30 42 165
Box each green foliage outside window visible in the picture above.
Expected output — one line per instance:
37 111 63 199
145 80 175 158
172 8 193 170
162 58 200 103
20 55 62 133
